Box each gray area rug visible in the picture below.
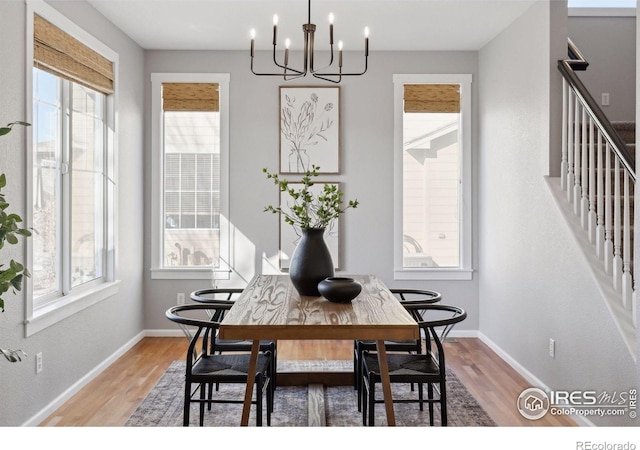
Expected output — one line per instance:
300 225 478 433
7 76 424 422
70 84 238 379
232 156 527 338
125 360 496 427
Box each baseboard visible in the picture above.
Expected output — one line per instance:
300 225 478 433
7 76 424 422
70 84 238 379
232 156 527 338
24 331 146 426
477 332 593 427
145 329 186 337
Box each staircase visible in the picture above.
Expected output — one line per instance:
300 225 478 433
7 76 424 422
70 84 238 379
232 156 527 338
555 40 636 359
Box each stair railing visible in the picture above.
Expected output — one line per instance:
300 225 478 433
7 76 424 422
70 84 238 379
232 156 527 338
558 39 636 322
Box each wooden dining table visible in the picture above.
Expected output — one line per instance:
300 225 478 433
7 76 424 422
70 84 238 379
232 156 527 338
218 274 419 426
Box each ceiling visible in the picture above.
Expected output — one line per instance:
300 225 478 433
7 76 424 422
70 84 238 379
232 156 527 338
86 0 536 52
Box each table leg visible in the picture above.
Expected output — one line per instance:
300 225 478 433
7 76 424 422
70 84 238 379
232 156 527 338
240 340 261 426
375 340 396 426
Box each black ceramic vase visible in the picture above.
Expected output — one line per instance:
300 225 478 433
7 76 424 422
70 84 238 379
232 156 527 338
289 227 334 296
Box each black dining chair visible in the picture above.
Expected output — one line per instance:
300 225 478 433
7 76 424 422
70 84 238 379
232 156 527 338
360 303 467 426
166 303 274 426
353 289 442 410
190 288 278 392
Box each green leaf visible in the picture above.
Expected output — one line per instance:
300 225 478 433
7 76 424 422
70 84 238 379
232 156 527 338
10 274 23 291
0 174 6 188
0 128 10 137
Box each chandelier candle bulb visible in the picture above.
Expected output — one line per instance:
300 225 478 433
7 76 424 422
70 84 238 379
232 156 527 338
284 38 290 66
338 40 343 68
273 14 278 45
329 13 334 44
250 29 255 57
365 27 369 56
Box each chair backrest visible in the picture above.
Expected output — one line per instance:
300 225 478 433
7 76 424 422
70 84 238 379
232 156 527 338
403 303 467 365
190 288 244 304
166 303 233 366
390 288 442 305
190 288 245 321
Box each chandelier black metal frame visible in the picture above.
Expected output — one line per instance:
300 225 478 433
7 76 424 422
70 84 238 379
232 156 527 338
249 0 369 83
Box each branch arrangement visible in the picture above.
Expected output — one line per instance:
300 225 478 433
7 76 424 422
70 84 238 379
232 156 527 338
263 165 358 231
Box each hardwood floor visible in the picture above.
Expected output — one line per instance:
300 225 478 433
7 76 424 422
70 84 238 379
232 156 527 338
39 337 575 427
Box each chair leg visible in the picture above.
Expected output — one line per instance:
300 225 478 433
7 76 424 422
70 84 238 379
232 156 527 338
428 383 434 426
266 377 272 426
361 375 368 426
440 379 447 426
353 342 358 390
356 346 364 412
272 343 278 392
183 381 191 427
256 374 263 427
418 382 424 411
199 383 206 426
368 376 376 427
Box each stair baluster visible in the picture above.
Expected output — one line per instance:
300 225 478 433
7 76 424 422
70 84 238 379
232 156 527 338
561 80 568 191
573 97 582 215
612 157 622 291
588 117 596 243
622 171 632 308
567 88 575 203
581 106 589 229
595 130 605 259
604 142 613 276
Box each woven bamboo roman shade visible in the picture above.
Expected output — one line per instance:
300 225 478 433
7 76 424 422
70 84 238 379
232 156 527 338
404 84 460 114
162 83 220 112
33 14 114 95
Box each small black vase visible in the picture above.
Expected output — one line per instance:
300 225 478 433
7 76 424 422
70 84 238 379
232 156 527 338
289 227 334 296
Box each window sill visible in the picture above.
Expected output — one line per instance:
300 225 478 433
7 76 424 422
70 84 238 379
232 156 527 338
25 280 121 337
393 268 474 281
150 267 231 281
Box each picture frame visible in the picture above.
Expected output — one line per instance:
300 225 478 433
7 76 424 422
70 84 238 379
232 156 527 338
278 182 340 271
279 86 340 174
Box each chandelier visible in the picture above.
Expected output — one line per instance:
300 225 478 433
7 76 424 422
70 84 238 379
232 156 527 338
249 0 369 83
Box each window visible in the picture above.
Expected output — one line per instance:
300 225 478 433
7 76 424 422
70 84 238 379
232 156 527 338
569 0 635 7
26 2 118 335
393 74 472 280
150 74 230 280
568 0 636 16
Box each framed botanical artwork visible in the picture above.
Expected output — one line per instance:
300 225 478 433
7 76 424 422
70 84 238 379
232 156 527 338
279 182 340 271
279 86 340 174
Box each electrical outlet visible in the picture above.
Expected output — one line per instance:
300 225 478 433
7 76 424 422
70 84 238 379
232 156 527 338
601 93 610 106
549 339 555 358
36 352 43 374
177 293 185 305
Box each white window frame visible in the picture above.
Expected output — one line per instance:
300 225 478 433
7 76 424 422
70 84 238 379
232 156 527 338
25 0 119 336
393 74 473 281
150 73 230 280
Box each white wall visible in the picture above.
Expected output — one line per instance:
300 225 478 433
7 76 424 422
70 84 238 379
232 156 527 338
569 14 636 122
0 1 145 426
143 50 481 333
478 1 638 426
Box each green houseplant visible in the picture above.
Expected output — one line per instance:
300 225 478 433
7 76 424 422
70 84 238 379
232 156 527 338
263 165 358 296
1 121 32 362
